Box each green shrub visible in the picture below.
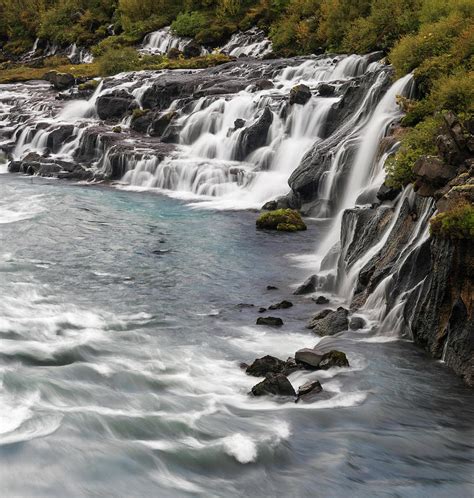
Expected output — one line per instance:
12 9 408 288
97 46 141 75
430 202 474 239
171 11 208 37
385 116 442 188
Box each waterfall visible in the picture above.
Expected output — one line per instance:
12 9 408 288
220 28 273 58
141 27 207 55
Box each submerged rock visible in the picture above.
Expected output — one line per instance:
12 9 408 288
269 300 293 310
251 373 296 397
256 208 306 231
313 295 330 304
308 307 349 336
349 316 366 330
256 316 283 326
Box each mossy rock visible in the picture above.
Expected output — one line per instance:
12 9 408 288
256 209 306 232
78 79 100 91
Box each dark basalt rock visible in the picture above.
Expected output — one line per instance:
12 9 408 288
237 107 273 159
318 350 350 369
289 84 311 105
130 110 152 134
266 285 278 290
43 70 75 90
295 348 324 368
349 316 366 330
293 275 317 295
258 307 267 313
313 296 329 304
167 48 182 59
246 355 286 377
183 41 202 58
268 300 293 310
46 125 75 153
256 316 283 326
251 373 296 397
306 309 332 328
233 118 246 130
254 79 274 90
377 183 401 202
317 83 335 97
413 156 457 197
297 380 323 397
149 111 177 137
96 90 138 120
308 307 349 336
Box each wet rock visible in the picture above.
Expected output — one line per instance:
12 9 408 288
294 275 317 295
46 125 75 153
256 316 283 326
317 83 335 97
251 373 296 397
262 200 278 210
130 109 152 134
376 183 401 202
256 208 306 231
254 79 274 90
43 70 75 90
233 118 246 130
237 303 254 310
349 316 366 330
266 285 278 290
150 111 177 137
295 348 324 369
183 41 202 58
258 307 267 313
289 84 311 105
237 107 273 159
297 380 323 397
96 90 138 120
313 296 329 304
317 350 349 369
239 362 249 370
308 307 349 336
306 309 332 328
246 355 286 377
269 300 293 310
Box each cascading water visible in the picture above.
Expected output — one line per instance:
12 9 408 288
141 26 207 55
220 27 273 58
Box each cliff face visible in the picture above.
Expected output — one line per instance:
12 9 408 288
332 112 473 385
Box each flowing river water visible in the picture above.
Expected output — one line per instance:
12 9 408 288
0 48 473 496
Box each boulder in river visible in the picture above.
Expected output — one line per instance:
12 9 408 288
295 348 324 369
297 380 323 397
251 373 296 397
317 83 335 97
313 295 330 304
308 307 349 336
246 355 286 377
294 275 317 295
318 350 350 369
256 316 283 326
289 84 311 105
256 208 306 231
183 41 202 58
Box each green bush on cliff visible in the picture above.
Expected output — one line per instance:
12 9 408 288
97 46 140 75
171 11 208 37
256 209 307 232
385 116 442 188
430 203 474 240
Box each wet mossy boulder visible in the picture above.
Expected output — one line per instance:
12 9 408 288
256 209 306 232
251 373 296 397
318 350 349 370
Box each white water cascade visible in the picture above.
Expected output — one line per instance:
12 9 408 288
220 27 273 58
141 27 208 55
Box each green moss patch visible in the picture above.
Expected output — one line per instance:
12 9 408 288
256 209 307 232
430 203 474 240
